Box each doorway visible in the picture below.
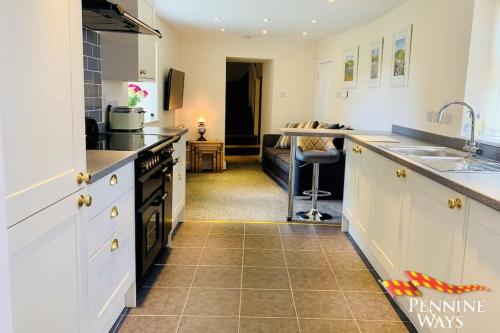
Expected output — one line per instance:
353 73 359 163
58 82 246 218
225 62 263 156
314 60 334 122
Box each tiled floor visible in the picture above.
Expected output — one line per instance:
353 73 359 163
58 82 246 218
114 222 415 333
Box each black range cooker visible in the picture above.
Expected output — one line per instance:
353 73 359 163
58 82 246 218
86 127 179 282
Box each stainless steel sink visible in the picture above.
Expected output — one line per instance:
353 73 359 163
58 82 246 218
384 146 500 173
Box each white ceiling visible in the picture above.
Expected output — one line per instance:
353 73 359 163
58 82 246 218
156 0 407 39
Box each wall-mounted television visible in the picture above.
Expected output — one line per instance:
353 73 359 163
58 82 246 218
164 68 185 111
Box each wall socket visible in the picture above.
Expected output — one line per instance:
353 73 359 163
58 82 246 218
427 111 452 125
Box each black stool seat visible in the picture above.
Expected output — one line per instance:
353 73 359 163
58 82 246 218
296 147 340 164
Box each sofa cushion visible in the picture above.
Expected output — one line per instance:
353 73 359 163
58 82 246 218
274 153 290 174
263 147 289 160
275 121 317 149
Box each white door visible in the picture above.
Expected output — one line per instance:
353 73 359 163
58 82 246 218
0 0 86 226
138 0 156 80
314 61 334 122
9 191 86 333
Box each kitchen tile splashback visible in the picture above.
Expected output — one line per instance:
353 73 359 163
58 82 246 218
83 27 105 132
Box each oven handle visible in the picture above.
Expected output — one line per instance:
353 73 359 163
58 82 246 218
149 136 180 154
161 192 169 200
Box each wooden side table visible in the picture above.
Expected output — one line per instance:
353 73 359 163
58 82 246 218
190 140 224 173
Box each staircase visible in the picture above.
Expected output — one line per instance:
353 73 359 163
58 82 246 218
225 134 260 155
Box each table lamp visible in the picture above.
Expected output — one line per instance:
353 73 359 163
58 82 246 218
197 116 207 141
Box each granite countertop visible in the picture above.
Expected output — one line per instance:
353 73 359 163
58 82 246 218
86 127 188 183
280 127 500 212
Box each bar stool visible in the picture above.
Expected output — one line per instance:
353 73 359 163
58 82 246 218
296 142 340 222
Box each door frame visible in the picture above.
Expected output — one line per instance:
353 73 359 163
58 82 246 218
314 59 335 122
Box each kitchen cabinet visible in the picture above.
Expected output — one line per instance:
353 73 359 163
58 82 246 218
460 200 500 332
1 0 86 227
8 191 87 333
172 134 187 234
342 140 361 225
101 0 157 81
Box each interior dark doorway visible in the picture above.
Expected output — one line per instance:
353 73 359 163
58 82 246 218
225 62 263 156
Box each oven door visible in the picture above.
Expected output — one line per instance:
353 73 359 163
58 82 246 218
137 164 164 203
161 163 174 245
136 192 164 281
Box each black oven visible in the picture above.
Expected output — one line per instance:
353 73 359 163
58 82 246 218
135 136 179 282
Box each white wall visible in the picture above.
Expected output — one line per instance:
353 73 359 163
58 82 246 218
176 32 319 142
318 0 474 136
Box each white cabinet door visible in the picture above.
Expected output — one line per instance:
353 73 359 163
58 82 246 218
343 140 361 224
172 135 187 229
460 201 500 332
370 158 408 279
8 191 86 333
138 0 156 80
0 0 86 226
401 174 467 332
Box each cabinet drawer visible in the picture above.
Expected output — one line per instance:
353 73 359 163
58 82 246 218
87 189 135 258
88 163 134 219
88 218 135 333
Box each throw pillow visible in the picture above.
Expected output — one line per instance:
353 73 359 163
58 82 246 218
275 121 317 149
298 122 337 151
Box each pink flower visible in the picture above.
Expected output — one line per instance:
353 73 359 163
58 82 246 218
143 90 149 97
128 84 141 93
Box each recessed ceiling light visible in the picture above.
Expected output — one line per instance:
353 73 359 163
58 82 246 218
302 32 308 36
262 29 268 34
328 0 335 2
214 16 220 21
220 28 225 32
312 19 318 24
263 18 270 23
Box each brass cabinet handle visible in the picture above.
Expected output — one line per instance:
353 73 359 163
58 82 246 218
448 198 463 209
109 174 118 185
352 146 362 154
110 206 119 218
178 174 182 181
77 195 92 207
396 169 407 178
77 172 91 184
111 239 119 252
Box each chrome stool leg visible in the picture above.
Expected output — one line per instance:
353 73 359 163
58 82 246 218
297 163 333 222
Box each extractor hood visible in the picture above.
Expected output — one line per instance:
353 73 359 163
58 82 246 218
82 0 162 38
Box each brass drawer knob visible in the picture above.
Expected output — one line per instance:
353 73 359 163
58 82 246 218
110 206 119 218
396 169 407 178
77 172 91 184
448 198 463 209
109 174 118 185
77 195 93 207
111 239 119 252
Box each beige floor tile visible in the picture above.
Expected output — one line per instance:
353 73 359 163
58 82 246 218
177 223 211 235
242 267 290 289
299 319 359 333
142 265 196 288
336 269 383 292
239 317 300 333
288 268 340 291
344 292 401 321
244 235 282 249
199 248 243 266
240 289 296 317
279 224 316 235
119 316 180 333
177 316 239 333
192 266 242 288
358 320 410 333
184 288 241 317
164 248 203 266
171 233 207 248
284 250 330 268
282 236 321 251
318 236 355 252
209 223 245 234
244 223 280 235
129 288 189 315
293 290 352 319
325 251 368 270
243 249 286 267
205 234 244 249
313 225 343 237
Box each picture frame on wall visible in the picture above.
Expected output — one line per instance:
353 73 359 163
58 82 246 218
342 46 359 89
368 38 384 88
391 25 413 87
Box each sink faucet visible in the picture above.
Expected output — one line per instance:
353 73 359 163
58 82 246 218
437 101 482 158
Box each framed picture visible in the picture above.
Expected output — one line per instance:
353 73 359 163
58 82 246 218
342 46 359 89
368 38 384 88
391 25 413 86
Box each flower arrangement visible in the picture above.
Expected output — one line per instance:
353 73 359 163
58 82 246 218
128 83 149 107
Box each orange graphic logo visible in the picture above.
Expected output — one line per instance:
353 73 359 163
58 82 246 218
381 271 491 298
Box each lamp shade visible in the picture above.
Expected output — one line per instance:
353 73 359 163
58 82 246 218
197 116 206 123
